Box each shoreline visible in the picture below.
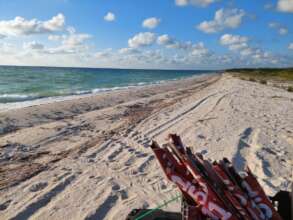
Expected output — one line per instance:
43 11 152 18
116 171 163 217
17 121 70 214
0 73 220 136
0 73 217 113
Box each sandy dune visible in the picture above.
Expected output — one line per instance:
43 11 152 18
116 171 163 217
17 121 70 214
0 74 292 220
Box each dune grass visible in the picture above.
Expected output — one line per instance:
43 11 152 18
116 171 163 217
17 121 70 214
225 68 293 81
225 68 293 92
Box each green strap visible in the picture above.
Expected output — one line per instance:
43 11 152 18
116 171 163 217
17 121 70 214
135 194 181 220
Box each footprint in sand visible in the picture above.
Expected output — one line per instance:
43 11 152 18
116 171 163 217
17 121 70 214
111 183 120 191
107 147 123 161
127 148 135 153
124 158 134 167
137 155 155 173
111 183 128 200
200 149 208 155
28 181 48 192
0 200 12 211
142 142 151 148
135 152 148 158
119 189 128 200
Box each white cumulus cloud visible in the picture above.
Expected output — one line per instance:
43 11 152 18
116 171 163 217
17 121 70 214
0 42 17 54
95 48 113 59
118 47 140 54
142 17 161 29
219 34 278 65
0 13 65 36
220 34 248 46
157 34 193 50
197 8 245 33
63 33 91 47
289 43 293 49
279 27 288 35
104 12 115 22
277 0 293 13
23 41 44 50
190 42 209 56
128 32 156 48
175 0 218 7
157 34 211 59
220 34 250 54
268 22 288 35
48 34 63 41
44 28 91 55
157 34 175 46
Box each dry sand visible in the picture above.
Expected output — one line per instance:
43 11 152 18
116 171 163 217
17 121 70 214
0 74 292 220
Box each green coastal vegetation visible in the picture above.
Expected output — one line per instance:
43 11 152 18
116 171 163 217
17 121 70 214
225 68 293 80
225 68 293 92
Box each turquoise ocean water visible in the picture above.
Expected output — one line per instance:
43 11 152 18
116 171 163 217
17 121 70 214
0 66 214 103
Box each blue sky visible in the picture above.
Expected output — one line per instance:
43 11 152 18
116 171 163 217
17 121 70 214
0 0 292 69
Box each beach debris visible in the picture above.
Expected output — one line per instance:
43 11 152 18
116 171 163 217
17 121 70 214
150 134 283 220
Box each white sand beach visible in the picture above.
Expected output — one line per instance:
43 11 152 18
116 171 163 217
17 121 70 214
0 74 292 220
